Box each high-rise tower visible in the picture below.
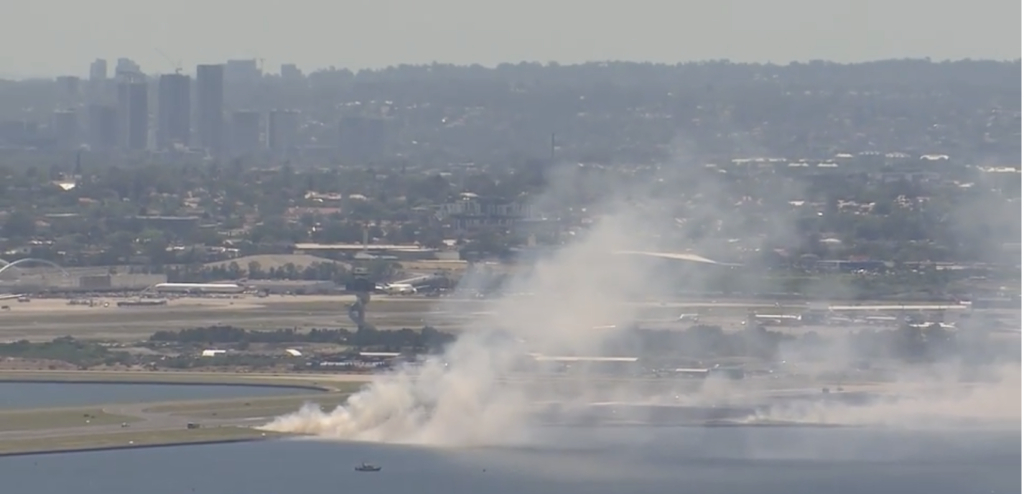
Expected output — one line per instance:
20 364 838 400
268 109 301 156
157 73 191 149
196 64 225 156
116 80 148 151
231 110 261 157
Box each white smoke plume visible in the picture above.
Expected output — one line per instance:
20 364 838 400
263 163 1021 446
264 186 676 446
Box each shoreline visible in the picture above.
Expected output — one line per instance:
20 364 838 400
0 436 280 458
0 372 361 457
2 421 1017 458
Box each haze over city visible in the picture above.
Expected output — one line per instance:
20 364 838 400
0 0 1018 492
2 0 1021 78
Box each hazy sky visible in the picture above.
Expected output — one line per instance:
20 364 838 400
2 0 1020 77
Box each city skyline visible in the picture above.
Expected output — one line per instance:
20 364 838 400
1 0 1020 78
33 59 376 157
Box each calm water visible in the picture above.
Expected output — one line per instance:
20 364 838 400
0 426 1017 494
0 382 312 409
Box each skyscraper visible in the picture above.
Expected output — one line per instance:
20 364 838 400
225 59 261 84
117 80 148 151
115 58 142 77
87 59 110 101
157 73 191 149
89 59 108 82
86 104 117 150
196 64 224 156
231 110 261 157
55 76 81 102
268 109 301 155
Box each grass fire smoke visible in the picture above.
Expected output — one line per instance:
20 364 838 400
262 199 674 446
262 167 1021 446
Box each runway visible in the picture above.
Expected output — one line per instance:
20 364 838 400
2 295 1010 342
0 402 272 442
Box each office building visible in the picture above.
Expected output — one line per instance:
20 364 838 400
55 76 81 102
268 109 300 154
231 110 261 156
89 59 108 82
337 116 385 163
52 110 79 149
157 73 191 149
196 64 224 156
87 59 110 100
86 104 117 150
225 59 261 83
117 81 148 150
280 64 303 80
115 58 142 78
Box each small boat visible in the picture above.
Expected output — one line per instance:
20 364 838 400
355 463 382 472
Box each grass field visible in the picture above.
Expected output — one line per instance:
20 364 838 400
149 395 351 420
0 426 290 456
0 370 370 391
144 394 353 419
0 409 139 432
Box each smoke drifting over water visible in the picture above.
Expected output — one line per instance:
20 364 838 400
748 363 1022 428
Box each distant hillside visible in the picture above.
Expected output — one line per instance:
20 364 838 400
204 254 350 271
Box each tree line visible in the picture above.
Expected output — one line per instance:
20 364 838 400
0 321 1010 371
149 324 457 352
0 337 132 368
150 322 1005 364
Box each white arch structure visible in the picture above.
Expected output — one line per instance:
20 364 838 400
613 250 740 266
0 258 72 278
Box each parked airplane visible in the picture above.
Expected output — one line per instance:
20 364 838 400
746 314 802 326
908 322 957 330
378 283 417 295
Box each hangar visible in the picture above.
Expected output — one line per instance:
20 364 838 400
150 282 246 294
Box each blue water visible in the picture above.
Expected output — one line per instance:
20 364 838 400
0 426 1017 494
0 382 313 410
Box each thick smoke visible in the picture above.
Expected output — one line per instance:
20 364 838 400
264 179 677 446
263 162 1021 446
